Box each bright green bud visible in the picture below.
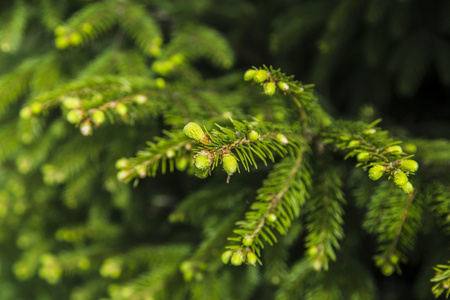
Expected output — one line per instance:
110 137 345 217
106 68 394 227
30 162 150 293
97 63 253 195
166 149 175 158
357 152 371 162
399 160 419 173
230 252 243 266
382 264 394 276
403 143 417 153
221 251 233 264
66 110 83 124
55 36 69 49
368 165 386 181
135 165 147 178
176 157 189 171
244 69 256 81
115 103 128 116
222 154 238 175
170 53 185 65
194 154 210 170
267 213 277 223
19 107 33 119
248 130 259 141
194 167 209 179
363 128 376 135
70 32 82 45
277 81 289 92
91 110 106 125
348 140 360 148
152 61 173 76
62 97 82 109
401 182 414 195
183 122 205 141
155 78 166 89
276 133 289 145
134 95 147 104
242 236 253 247
389 254 399 265
31 103 43 114
386 145 402 154
263 81 276 96
253 70 268 83
54 26 68 36
117 170 131 182
115 158 130 169
247 252 258 265
393 171 408 187
80 121 92 136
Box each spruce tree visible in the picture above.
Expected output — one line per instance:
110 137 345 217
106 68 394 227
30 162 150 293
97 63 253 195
0 1 449 299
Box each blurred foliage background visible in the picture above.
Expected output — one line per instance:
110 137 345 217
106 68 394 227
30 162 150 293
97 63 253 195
0 0 449 299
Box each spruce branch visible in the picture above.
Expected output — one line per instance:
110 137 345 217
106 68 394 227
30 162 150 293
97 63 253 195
116 130 193 184
223 149 311 266
363 181 423 276
304 165 345 271
431 261 450 299
323 119 418 194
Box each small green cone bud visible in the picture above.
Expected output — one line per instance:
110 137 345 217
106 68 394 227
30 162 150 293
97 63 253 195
62 97 82 109
31 103 43 114
277 81 290 92
117 170 131 182
357 152 371 162
115 158 130 169
222 154 238 175
247 252 258 265
221 251 233 264
135 165 147 178
230 252 243 266
363 128 376 135
91 110 106 125
348 140 360 148
66 110 83 124
263 82 276 96
267 213 277 223
170 53 185 65
386 145 402 154
166 149 175 158
80 121 93 136
115 103 128 117
70 32 82 45
389 254 399 265
242 236 253 247
155 78 166 89
393 171 408 187
276 133 289 145
134 95 147 104
401 182 414 195
183 122 205 141
403 143 417 153
176 157 189 171
368 165 386 181
55 36 69 49
54 26 68 36
194 154 210 170
248 130 259 141
19 107 33 119
244 69 256 81
194 167 209 179
382 264 394 276
399 160 418 173
253 70 268 83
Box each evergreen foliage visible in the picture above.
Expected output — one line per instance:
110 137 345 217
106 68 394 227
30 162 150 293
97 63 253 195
0 0 449 299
